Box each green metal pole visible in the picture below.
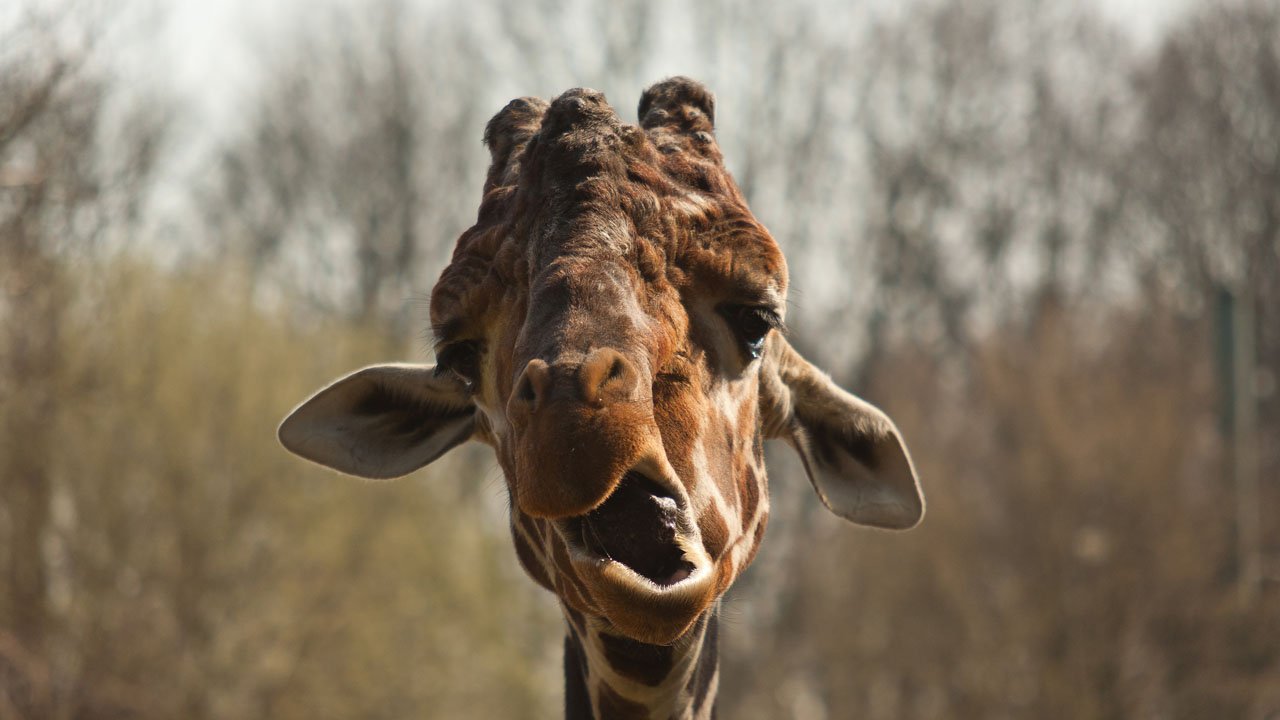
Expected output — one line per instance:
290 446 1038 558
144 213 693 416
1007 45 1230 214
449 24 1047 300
1232 286 1261 605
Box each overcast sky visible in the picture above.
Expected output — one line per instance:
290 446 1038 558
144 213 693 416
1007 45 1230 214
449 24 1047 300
80 0 1197 248
151 0 1197 128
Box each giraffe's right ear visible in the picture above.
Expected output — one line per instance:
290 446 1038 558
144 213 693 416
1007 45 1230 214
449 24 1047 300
278 364 477 480
760 340 924 530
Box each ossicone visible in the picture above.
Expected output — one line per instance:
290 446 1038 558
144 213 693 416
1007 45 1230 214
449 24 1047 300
638 77 716 133
483 96 549 190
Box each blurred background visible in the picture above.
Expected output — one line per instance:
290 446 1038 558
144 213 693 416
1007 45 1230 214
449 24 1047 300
2 0 1278 717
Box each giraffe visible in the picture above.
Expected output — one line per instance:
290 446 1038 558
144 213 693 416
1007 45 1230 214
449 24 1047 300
278 77 924 719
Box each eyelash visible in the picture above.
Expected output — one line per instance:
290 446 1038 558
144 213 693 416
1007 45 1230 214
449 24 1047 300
434 340 482 390
719 305 782 359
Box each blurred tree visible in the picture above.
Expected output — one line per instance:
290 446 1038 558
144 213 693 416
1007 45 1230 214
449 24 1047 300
1 6 167 716
52 261 561 719
718 2 1280 718
854 0 1135 356
5 0 1279 718
1131 0 1280 593
211 0 486 330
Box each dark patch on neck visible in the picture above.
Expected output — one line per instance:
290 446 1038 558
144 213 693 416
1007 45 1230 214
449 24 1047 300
512 526 552 590
598 631 676 687
689 607 720 714
597 684 649 720
564 633 594 720
564 605 587 637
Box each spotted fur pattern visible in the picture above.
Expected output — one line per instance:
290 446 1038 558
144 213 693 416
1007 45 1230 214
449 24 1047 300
429 79 777 718
280 75 922 718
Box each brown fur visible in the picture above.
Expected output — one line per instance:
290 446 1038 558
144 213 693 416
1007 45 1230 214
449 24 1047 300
431 79 782 645
431 78 782 717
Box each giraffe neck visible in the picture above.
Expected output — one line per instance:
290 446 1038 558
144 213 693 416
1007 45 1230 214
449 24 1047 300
563 603 720 720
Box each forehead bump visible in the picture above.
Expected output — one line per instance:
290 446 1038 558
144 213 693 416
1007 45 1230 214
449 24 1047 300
541 87 622 139
483 96 549 191
638 77 716 134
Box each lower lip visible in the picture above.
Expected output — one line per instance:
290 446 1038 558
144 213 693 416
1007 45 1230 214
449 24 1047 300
663 565 693 584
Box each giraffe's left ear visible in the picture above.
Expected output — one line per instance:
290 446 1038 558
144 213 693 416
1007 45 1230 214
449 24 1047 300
760 340 924 530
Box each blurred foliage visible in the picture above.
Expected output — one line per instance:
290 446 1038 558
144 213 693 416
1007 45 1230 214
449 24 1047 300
2 257 562 718
3 0 1279 718
723 298 1279 718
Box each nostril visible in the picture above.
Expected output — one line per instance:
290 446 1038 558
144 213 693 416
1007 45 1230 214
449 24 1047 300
513 359 550 411
579 348 639 405
516 373 537 404
607 357 627 382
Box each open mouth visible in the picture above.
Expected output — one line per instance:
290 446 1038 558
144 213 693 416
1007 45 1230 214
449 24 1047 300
554 466 719 643
566 471 697 586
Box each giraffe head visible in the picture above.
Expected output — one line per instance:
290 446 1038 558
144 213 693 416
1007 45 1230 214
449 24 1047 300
279 79 923 645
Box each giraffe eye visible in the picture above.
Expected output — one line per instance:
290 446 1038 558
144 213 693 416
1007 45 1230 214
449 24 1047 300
434 340 482 390
720 305 781 360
